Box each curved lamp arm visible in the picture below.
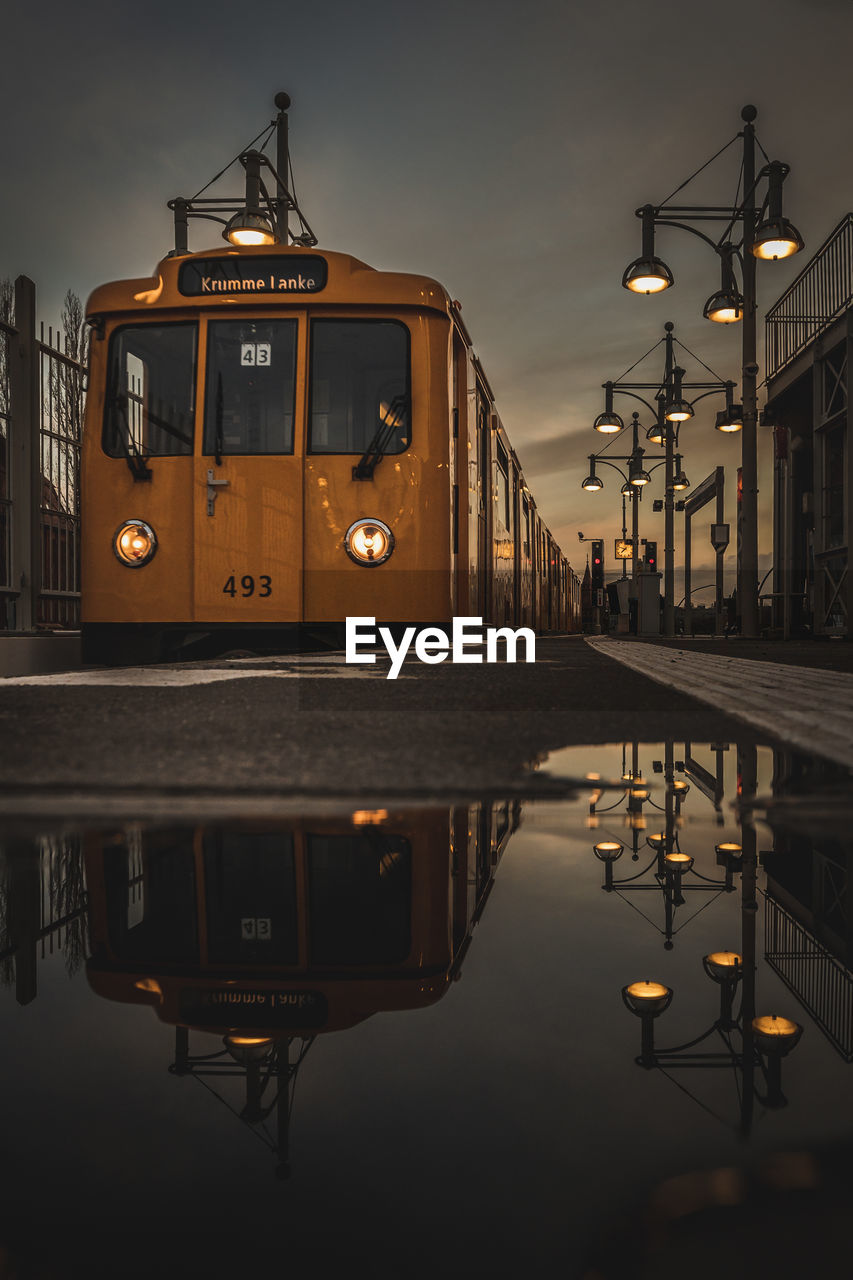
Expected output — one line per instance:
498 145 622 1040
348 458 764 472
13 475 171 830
594 458 630 481
613 389 661 417
638 211 721 255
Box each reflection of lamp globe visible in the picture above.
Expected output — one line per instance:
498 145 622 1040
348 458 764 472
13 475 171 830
593 841 623 862
752 1015 803 1057
224 1036 275 1065
715 841 743 869
622 980 672 1017
703 951 743 983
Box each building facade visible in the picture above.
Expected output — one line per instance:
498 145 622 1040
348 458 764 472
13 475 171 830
764 215 853 638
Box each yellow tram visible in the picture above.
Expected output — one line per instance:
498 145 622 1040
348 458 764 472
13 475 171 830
81 241 580 663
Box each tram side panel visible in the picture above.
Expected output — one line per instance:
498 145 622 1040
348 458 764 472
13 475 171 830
455 340 479 619
473 376 493 622
491 422 515 625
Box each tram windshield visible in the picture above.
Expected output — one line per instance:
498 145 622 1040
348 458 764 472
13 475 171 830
307 833 412 963
101 828 412 968
204 319 297 456
103 323 197 459
309 320 410 455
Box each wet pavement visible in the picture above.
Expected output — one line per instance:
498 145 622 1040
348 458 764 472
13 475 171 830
0 638 773 803
0 732 852 1279
1 638 852 1277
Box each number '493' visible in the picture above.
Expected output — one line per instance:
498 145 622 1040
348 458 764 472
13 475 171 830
223 575 271 598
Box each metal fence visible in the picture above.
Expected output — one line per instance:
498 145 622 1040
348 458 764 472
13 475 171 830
0 836 88 1005
0 276 85 632
38 321 84 626
765 213 853 382
764 892 853 1062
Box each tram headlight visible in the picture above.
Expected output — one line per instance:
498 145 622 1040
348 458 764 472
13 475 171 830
345 518 395 566
113 519 157 567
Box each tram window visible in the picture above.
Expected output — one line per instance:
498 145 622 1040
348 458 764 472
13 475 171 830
103 323 196 458
204 320 297 455
307 833 411 964
309 320 410 455
104 830 198 963
496 441 510 529
203 830 297 965
477 399 489 512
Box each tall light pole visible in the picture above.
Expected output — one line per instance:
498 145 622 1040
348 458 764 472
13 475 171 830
583 414 661 569
621 106 804 637
588 324 733 636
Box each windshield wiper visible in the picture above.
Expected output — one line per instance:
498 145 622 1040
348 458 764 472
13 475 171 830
352 394 409 480
109 390 152 482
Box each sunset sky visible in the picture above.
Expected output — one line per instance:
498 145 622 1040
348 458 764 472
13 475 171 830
4 0 852 590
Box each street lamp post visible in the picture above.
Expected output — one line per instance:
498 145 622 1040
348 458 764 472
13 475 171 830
588 324 733 635
584 412 664 602
621 106 804 637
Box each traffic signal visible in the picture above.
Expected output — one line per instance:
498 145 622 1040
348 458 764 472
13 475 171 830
591 539 604 588
645 540 658 570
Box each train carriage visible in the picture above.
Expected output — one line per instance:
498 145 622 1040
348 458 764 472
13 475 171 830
81 243 579 662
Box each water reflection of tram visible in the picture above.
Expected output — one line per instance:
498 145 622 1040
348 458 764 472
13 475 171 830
84 803 519 1176
85 803 519 1034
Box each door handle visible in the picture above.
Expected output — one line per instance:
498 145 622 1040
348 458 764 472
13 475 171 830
207 468 230 516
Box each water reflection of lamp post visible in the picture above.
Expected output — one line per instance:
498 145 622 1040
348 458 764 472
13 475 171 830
621 742 805 1132
621 955 803 1118
592 750 739 949
171 1027 314 1179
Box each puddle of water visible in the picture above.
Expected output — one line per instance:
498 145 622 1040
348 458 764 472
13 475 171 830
0 740 851 1278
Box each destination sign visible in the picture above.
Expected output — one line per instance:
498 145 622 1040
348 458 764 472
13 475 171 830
179 987 328 1029
178 256 328 297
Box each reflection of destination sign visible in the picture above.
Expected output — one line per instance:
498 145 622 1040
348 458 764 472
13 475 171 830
179 987 328 1029
178 256 328 297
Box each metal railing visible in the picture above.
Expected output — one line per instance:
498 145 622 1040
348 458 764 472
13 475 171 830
765 213 853 382
0 836 88 1004
38 322 84 627
1 276 86 632
764 892 853 1062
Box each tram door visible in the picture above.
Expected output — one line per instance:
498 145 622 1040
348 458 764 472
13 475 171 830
193 316 305 623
